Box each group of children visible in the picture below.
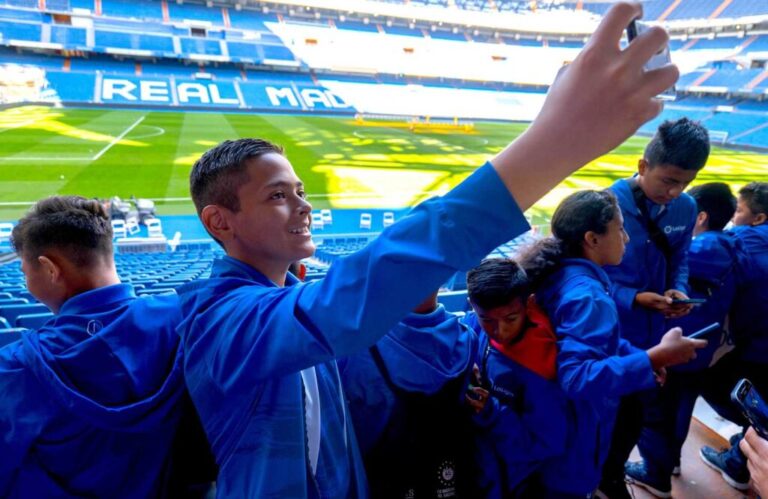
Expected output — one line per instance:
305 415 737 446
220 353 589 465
1 3 767 498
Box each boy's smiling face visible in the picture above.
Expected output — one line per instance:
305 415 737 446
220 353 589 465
225 153 316 280
472 296 527 346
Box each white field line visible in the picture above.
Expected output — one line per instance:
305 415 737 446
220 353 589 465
91 115 145 160
0 115 145 162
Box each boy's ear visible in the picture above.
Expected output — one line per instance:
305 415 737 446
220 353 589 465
38 255 62 284
201 205 234 243
695 211 709 230
637 158 648 176
753 212 767 226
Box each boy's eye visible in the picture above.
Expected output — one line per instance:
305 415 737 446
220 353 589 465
271 192 286 200
297 190 307 199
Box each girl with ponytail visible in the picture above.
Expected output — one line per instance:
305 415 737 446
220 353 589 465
519 190 706 498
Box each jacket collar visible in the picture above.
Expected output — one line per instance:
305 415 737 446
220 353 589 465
58 283 136 316
211 255 300 288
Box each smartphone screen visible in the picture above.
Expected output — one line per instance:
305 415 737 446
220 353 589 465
731 379 768 439
626 19 676 100
672 298 707 305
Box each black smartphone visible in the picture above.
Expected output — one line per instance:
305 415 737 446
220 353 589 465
731 379 768 439
672 298 707 305
626 19 676 100
687 322 719 339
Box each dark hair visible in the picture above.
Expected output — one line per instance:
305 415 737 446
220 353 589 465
466 258 530 310
687 182 736 231
12 196 113 267
644 118 710 171
518 190 620 286
190 138 284 215
739 182 768 216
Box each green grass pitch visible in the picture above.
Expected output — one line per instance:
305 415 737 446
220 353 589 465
0 105 765 224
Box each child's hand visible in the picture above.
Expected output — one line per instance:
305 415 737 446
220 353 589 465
741 427 768 497
664 289 694 318
647 327 707 370
465 386 490 414
634 291 672 312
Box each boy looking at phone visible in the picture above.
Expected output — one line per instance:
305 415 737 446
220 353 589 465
462 258 569 497
625 183 749 496
600 118 710 497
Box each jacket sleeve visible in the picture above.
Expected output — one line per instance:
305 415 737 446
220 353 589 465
555 289 656 402
181 163 530 388
0 347 47 494
610 282 640 314
373 305 473 394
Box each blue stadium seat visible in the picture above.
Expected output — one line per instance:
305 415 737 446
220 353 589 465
0 298 29 306
0 303 50 325
438 290 470 313
15 312 54 329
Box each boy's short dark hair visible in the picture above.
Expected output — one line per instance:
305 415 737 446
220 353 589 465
687 182 736 231
190 138 284 215
644 118 710 171
739 182 768 216
467 258 530 310
12 196 113 267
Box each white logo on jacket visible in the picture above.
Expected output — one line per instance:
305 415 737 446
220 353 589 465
664 225 687 234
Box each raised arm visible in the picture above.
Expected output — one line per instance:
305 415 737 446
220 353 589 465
492 2 677 210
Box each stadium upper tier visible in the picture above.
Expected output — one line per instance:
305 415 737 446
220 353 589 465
371 0 768 20
0 0 767 92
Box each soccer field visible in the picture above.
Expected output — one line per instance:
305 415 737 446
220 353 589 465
1 105 765 223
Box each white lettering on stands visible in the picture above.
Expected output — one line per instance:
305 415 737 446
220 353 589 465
266 87 299 107
301 89 332 108
208 84 240 105
140 81 169 102
324 90 350 108
177 83 211 104
102 79 138 101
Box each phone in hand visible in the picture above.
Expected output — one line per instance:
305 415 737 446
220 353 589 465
672 298 707 306
687 322 719 339
626 19 676 100
731 379 768 439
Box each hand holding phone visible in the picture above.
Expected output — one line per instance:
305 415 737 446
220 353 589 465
671 298 707 306
731 379 768 439
626 19 676 100
687 322 720 339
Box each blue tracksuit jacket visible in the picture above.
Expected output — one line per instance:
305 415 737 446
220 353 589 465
463 313 569 497
606 177 697 349
667 230 750 371
176 162 530 498
0 284 184 498
535 259 656 494
727 223 768 363
339 304 473 456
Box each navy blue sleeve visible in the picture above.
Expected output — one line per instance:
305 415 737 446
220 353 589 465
0 345 46 494
183 163 530 386
554 286 655 401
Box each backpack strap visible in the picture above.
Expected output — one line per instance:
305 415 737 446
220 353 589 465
629 178 675 288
